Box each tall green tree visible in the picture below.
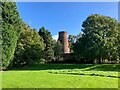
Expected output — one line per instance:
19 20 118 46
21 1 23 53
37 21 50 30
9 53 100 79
1 2 22 69
117 23 120 63
68 35 77 52
73 14 119 63
13 23 45 67
38 27 54 62
0 2 2 68
53 41 63 61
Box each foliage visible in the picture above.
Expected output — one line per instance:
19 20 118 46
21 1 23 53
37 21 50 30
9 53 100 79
38 27 54 62
73 14 119 63
12 23 45 67
68 33 83 52
53 41 63 61
68 35 77 52
76 32 83 39
68 35 77 44
1 2 22 69
0 2 2 69
118 23 120 62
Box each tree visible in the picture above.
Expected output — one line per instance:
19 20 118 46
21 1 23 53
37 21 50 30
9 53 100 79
68 35 77 44
77 32 83 39
68 35 77 52
53 41 63 61
73 14 119 63
38 27 54 62
12 23 45 67
117 23 120 63
68 33 83 52
1 2 22 69
73 35 94 63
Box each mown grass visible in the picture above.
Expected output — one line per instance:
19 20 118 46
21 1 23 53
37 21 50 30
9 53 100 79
1 64 120 88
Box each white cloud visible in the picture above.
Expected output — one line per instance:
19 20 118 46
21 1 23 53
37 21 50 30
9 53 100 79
52 34 58 41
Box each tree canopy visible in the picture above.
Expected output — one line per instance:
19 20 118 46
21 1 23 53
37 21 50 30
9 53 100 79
73 14 119 63
53 41 63 61
38 27 54 62
13 23 45 67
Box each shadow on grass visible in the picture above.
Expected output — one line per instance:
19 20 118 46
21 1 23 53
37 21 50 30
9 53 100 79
84 64 119 72
10 64 120 72
11 64 93 70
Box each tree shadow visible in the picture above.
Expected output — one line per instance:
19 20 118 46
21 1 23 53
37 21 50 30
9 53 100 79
10 64 119 72
10 64 93 70
84 64 119 72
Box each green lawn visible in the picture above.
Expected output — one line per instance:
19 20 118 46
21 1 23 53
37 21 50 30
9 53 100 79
1 64 120 88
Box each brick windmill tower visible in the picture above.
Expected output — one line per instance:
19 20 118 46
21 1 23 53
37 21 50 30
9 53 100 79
58 31 70 53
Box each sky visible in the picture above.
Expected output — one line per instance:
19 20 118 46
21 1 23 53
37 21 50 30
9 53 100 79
16 2 118 40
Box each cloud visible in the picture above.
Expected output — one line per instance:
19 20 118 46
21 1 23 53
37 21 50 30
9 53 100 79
52 34 58 41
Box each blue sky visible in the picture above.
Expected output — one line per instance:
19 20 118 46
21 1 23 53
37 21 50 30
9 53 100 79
16 2 118 39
